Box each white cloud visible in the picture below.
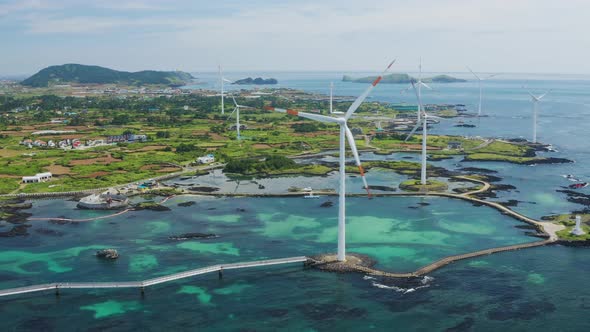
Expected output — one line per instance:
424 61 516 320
0 0 54 16
3 0 590 74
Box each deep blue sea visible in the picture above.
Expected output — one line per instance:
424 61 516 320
2 71 590 331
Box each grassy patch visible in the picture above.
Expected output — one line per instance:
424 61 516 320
544 214 590 241
463 153 540 164
399 179 448 192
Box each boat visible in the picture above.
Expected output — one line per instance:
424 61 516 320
77 193 129 210
569 182 588 189
303 188 320 199
562 174 581 182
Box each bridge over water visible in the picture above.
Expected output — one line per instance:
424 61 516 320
0 256 308 298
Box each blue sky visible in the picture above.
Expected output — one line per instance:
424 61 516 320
1 0 589 75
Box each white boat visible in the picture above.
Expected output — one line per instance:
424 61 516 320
303 188 320 199
77 193 129 210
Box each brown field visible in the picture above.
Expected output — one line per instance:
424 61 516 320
208 133 227 141
69 154 122 166
140 164 160 170
0 130 34 136
0 149 22 157
156 167 182 173
0 174 21 178
46 164 73 175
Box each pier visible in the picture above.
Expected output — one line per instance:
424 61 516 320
0 256 308 298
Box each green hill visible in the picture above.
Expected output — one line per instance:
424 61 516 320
21 64 195 87
342 73 466 84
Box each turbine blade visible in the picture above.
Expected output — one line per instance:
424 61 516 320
232 97 238 107
400 86 412 94
484 73 498 80
345 125 371 198
466 66 481 80
405 121 422 142
344 59 396 120
420 82 433 90
411 81 425 112
264 106 342 124
538 89 552 100
222 78 233 83
226 107 237 121
419 57 423 80
527 91 538 101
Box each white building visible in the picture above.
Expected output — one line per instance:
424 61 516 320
197 154 215 164
22 172 52 183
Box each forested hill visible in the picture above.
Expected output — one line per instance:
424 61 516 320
21 64 194 87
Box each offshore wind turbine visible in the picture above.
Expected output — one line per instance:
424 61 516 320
526 89 551 143
467 66 497 116
266 60 395 261
227 97 253 140
405 82 443 185
329 82 344 115
218 65 233 115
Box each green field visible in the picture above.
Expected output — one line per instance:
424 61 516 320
0 90 543 194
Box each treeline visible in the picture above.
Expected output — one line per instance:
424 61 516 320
291 122 327 133
224 155 296 174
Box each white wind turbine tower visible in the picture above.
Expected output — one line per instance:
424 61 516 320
227 97 253 140
467 66 497 116
218 65 233 115
405 82 443 185
266 60 395 261
526 88 551 143
402 58 432 122
329 82 344 115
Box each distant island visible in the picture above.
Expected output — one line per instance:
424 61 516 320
342 73 466 84
21 64 194 87
233 77 278 85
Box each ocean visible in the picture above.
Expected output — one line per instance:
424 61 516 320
1 71 590 331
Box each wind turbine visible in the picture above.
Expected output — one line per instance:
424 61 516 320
526 88 551 143
227 97 253 140
219 65 233 115
402 58 432 122
467 67 497 116
266 60 395 261
405 82 443 185
329 82 344 115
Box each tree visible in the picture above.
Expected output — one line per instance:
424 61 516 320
111 114 131 125
156 131 171 138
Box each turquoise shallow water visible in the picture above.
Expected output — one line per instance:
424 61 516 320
0 195 534 290
0 195 545 330
1 246 590 331
3 73 590 330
